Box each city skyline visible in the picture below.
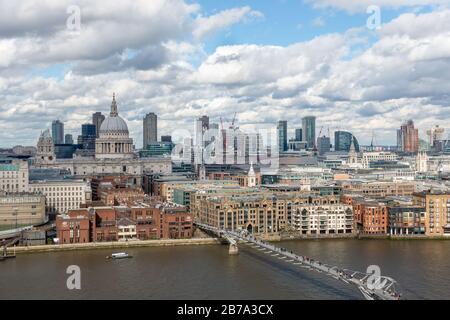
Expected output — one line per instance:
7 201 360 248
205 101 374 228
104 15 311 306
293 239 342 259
5 106 440 153
1 1 450 147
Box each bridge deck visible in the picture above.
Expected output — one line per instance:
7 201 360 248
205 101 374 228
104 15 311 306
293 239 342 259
196 223 401 300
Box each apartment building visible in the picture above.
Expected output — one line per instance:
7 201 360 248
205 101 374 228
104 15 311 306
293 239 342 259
413 191 450 237
292 203 354 235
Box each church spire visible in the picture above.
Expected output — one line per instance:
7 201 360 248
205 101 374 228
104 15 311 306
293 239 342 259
110 93 118 117
349 136 356 153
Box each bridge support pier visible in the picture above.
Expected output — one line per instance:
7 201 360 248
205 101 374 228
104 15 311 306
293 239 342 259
228 243 239 255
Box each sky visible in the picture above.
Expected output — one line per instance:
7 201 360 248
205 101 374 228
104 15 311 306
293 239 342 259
1 0 450 148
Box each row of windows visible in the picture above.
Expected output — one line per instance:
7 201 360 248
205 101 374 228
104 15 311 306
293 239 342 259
32 187 84 191
43 193 84 197
0 173 26 178
1 184 26 190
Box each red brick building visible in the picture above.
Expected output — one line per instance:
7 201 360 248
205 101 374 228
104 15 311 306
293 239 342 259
99 185 145 206
158 204 193 239
56 209 90 244
92 208 118 241
361 202 388 235
340 194 388 235
130 205 160 240
56 201 193 243
90 175 141 201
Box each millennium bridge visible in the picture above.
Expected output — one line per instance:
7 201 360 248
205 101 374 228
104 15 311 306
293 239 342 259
195 222 401 300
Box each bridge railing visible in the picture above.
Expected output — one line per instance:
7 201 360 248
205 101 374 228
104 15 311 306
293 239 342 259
194 222 402 300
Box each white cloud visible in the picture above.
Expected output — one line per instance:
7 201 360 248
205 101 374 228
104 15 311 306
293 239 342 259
192 6 263 41
1 3 450 147
312 17 326 27
306 0 450 13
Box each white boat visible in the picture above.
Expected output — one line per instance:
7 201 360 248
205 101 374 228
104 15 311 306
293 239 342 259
107 252 132 259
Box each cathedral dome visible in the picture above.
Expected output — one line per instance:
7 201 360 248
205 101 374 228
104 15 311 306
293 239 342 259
100 116 129 134
99 93 129 135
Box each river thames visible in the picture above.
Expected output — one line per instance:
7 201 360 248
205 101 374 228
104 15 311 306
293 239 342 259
1 239 449 300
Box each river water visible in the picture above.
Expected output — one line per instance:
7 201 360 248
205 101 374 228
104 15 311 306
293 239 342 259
1 239 448 300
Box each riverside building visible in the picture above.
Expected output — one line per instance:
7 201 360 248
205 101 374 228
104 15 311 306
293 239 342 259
0 191 46 229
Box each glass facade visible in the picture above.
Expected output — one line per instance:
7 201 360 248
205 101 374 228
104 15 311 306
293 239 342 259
334 131 360 152
302 116 316 149
277 121 288 152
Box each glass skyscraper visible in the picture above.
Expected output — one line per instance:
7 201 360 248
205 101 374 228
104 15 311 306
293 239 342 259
92 112 105 138
51 120 64 145
143 112 158 148
334 131 360 152
295 128 302 141
302 116 316 149
317 136 331 155
277 120 288 152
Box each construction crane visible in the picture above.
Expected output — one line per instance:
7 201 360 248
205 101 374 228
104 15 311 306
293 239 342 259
370 131 378 151
229 112 238 131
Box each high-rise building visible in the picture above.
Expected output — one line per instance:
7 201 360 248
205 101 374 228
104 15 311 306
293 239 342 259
82 123 96 137
92 112 105 138
426 125 445 149
161 135 172 143
143 112 158 148
335 131 360 152
316 136 331 155
397 120 419 153
65 134 73 145
302 116 316 149
198 115 209 130
78 123 96 151
51 120 64 145
277 121 288 152
295 128 302 142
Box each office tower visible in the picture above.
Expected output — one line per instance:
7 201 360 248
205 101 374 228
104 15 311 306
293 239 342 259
161 135 172 143
295 128 302 142
65 134 73 145
78 123 96 150
277 120 288 152
426 125 445 148
92 112 105 138
198 115 209 130
397 120 419 153
302 116 316 149
51 120 64 145
317 136 331 155
335 131 360 152
143 113 158 148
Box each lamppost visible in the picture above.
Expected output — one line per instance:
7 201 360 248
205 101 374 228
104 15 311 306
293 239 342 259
13 207 18 229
